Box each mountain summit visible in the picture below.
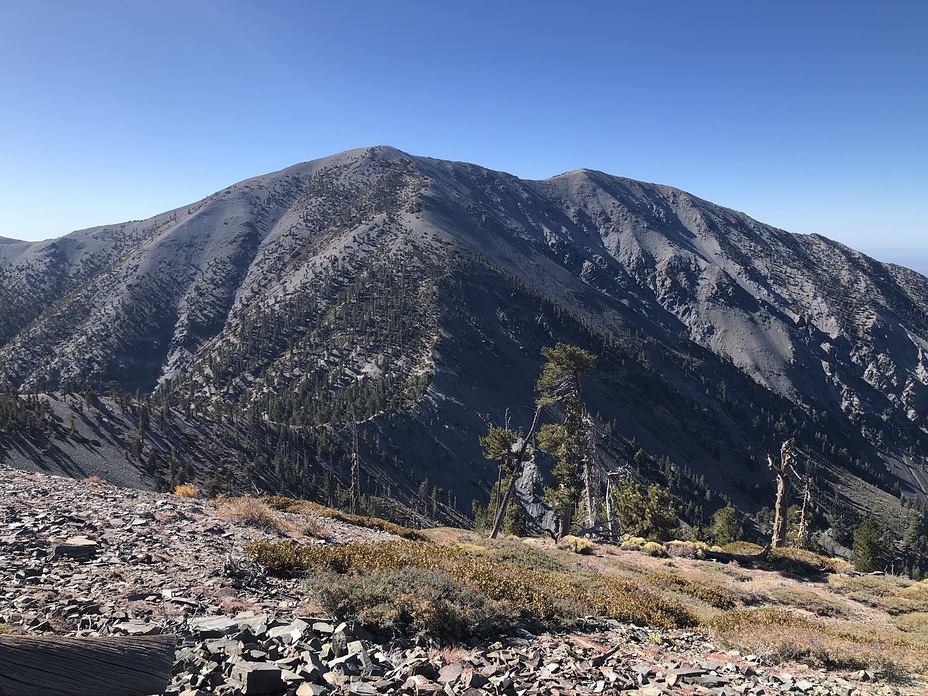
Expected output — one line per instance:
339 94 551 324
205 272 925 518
2 146 927 528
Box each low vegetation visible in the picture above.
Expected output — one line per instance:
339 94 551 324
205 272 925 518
827 574 928 615
262 496 427 541
557 534 593 554
173 483 200 498
216 496 285 532
241 501 928 680
248 539 697 638
767 547 854 576
708 609 928 677
645 572 737 610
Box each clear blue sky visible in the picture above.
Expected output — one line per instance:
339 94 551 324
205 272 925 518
2 1 926 273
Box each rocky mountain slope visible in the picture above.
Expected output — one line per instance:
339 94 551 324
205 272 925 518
1 147 927 530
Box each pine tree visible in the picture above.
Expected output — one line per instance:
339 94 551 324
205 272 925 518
612 478 678 542
709 505 740 546
536 343 597 539
852 517 886 573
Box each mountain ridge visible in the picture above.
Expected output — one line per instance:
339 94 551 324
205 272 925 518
1 146 926 535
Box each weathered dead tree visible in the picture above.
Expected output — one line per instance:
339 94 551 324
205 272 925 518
796 477 812 548
768 438 797 549
0 634 176 696
490 404 544 539
604 471 618 538
581 411 600 530
350 422 360 515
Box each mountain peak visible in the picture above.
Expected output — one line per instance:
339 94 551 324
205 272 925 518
1 147 926 529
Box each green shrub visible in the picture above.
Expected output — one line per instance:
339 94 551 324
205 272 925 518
665 540 708 559
613 479 678 541
558 535 594 555
709 505 741 546
310 568 512 640
477 538 567 573
642 541 667 557
584 575 698 629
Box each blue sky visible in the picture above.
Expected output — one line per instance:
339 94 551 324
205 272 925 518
1 1 926 273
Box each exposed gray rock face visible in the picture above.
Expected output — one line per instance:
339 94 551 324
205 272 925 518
1 146 927 520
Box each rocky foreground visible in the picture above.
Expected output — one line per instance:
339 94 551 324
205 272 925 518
0 466 922 696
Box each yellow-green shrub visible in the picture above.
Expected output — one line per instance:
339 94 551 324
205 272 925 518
666 540 708 559
311 568 512 640
720 541 765 556
558 535 594 555
642 541 667 557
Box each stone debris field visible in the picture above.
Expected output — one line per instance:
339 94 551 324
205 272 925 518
0 465 922 696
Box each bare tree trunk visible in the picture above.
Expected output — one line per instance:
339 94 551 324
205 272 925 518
769 439 795 549
491 464 504 527
604 474 615 538
350 423 360 515
490 404 544 539
581 411 599 529
558 506 573 541
582 455 597 529
796 480 811 548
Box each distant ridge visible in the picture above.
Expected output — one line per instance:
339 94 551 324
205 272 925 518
1 145 926 531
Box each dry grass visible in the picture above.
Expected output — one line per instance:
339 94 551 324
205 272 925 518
239 524 928 683
645 571 737 609
262 496 427 540
292 513 328 539
767 585 850 618
709 608 928 677
247 539 697 633
767 547 853 575
828 574 928 615
216 496 285 532
173 483 200 498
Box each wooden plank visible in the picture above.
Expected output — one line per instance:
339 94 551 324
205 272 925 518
0 634 176 696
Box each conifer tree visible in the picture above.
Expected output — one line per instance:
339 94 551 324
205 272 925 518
852 517 886 573
536 343 597 539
